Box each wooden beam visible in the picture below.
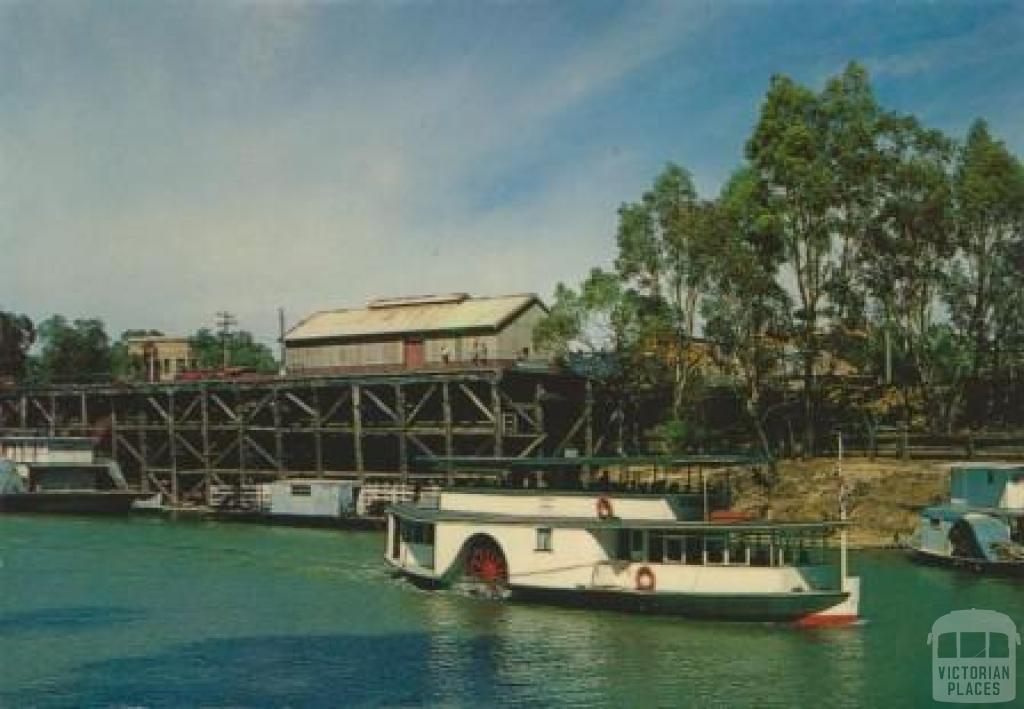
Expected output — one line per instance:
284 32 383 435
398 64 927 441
442 382 453 484
396 384 407 478
272 387 283 474
321 388 352 424
114 433 144 465
147 395 170 423
363 387 398 422
406 384 437 425
285 391 318 419
313 386 323 477
168 391 178 503
554 412 586 455
458 383 494 422
244 434 280 470
201 385 211 502
492 378 503 457
209 392 239 422
517 433 547 458
352 384 364 480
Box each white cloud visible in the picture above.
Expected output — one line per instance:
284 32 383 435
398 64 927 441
0 1 714 340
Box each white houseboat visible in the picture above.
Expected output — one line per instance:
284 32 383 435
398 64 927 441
910 463 1024 574
386 456 860 625
0 435 144 513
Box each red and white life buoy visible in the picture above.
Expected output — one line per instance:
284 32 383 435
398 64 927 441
636 566 656 592
596 497 614 520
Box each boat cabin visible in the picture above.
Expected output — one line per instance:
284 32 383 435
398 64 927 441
949 464 1024 510
266 478 358 519
0 436 95 467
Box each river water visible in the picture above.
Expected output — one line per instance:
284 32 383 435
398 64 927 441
1 515 1021 707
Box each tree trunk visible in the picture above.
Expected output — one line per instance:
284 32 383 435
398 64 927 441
802 341 815 458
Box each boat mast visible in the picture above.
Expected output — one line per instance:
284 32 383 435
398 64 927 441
837 431 848 592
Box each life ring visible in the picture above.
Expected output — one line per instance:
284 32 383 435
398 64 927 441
596 497 614 520
636 566 656 592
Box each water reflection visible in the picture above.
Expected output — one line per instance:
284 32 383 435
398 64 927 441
416 588 871 706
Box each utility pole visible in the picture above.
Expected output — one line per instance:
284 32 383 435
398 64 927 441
278 307 287 377
216 311 236 369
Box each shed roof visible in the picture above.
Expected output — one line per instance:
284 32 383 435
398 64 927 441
285 293 545 342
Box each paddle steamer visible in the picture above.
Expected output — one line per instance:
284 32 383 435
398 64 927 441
386 456 860 625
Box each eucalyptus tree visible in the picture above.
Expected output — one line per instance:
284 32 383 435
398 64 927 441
990 239 1024 423
819 62 884 329
746 73 835 454
614 163 716 420
863 115 958 429
702 168 791 458
947 120 1024 419
533 269 629 360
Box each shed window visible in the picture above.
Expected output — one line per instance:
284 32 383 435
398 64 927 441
291 484 312 497
535 527 553 552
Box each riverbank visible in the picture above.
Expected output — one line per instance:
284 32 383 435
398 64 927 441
732 458 951 547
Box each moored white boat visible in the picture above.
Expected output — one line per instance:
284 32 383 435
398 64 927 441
386 456 860 625
909 463 1024 575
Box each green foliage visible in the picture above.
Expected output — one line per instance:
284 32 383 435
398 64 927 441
0 310 35 380
615 163 719 418
189 327 277 372
35 316 112 383
657 417 711 455
947 119 1024 375
537 60 1024 449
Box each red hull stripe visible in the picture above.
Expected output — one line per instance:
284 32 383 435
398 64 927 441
796 613 858 628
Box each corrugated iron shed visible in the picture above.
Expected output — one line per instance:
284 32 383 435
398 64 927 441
285 293 544 342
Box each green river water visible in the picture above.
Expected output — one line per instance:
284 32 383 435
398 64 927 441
1 514 1021 707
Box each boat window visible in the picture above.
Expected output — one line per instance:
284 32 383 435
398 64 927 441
664 537 683 564
929 517 941 529
748 534 772 566
728 534 748 565
291 484 312 497
685 535 703 565
400 522 435 545
616 529 630 560
535 527 553 552
648 532 665 563
391 518 401 558
705 535 726 564
630 530 646 562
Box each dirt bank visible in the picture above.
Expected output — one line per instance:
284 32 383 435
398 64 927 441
730 458 953 548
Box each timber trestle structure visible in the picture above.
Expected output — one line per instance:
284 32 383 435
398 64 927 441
0 368 623 503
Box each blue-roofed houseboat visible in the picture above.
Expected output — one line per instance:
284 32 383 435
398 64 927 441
909 463 1024 575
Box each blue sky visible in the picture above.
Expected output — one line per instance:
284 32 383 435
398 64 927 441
2 0 1022 344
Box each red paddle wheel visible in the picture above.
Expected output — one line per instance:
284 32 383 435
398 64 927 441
464 539 508 586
